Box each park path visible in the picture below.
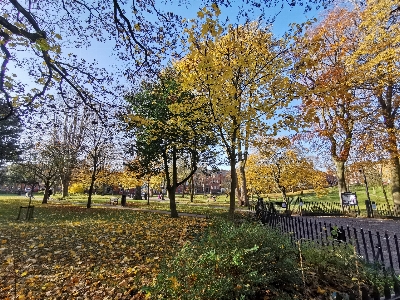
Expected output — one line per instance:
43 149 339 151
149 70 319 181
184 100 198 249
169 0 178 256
298 215 400 236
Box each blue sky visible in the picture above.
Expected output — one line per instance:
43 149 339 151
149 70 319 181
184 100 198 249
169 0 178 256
68 2 324 78
9 1 325 102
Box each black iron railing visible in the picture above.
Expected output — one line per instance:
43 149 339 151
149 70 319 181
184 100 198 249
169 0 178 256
250 198 400 299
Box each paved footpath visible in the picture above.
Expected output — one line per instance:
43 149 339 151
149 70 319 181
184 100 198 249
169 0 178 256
290 215 400 275
298 215 400 236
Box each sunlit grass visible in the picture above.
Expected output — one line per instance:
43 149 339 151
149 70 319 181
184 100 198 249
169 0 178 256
0 197 210 299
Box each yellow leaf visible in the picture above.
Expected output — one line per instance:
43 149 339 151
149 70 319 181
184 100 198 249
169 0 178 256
21 271 28 277
317 286 326 294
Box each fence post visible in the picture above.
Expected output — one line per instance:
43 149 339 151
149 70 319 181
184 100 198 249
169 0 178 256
394 234 400 270
294 218 299 240
309 219 314 241
346 226 352 245
319 222 324 246
361 229 370 263
384 231 394 271
324 222 329 242
376 232 384 263
368 231 376 262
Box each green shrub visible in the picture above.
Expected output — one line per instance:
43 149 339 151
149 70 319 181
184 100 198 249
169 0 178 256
147 219 301 300
299 239 387 297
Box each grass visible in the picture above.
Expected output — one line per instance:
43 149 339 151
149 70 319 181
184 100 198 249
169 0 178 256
0 193 395 299
253 184 396 217
0 195 210 299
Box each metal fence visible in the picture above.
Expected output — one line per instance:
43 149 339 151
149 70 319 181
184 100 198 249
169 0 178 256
251 197 400 218
250 199 400 299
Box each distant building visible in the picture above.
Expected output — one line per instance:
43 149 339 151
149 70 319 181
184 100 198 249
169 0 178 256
175 169 230 195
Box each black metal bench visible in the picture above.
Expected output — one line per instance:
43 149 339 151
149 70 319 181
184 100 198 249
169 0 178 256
17 205 34 220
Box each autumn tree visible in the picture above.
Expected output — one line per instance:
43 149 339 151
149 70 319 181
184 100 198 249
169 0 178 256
245 153 277 197
345 0 400 212
1 0 335 124
24 143 62 203
252 137 327 202
80 118 118 208
47 106 87 198
124 157 162 204
124 68 217 217
176 6 293 215
292 7 365 203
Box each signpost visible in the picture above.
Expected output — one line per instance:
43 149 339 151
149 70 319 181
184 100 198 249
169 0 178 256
341 192 358 206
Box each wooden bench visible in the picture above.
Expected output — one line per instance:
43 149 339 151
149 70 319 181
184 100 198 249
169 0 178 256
109 197 119 205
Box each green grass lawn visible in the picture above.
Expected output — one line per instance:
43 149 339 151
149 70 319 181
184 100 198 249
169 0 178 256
0 194 210 299
0 193 395 299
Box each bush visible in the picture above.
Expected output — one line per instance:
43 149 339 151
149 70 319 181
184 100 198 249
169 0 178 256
147 219 301 300
299 239 388 297
68 183 85 194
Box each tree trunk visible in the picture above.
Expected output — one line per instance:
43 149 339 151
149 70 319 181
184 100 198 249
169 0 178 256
170 147 179 218
42 182 51 204
334 159 347 204
134 185 142 200
238 161 248 206
385 128 400 213
280 186 287 202
61 177 70 198
229 152 236 217
147 179 150 205
236 186 241 206
87 164 97 209
189 176 194 203
389 155 400 213
168 187 178 218
378 86 400 213
87 179 94 208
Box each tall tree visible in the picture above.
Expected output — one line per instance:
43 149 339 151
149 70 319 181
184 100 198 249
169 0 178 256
346 0 400 212
292 7 364 203
176 7 292 216
0 107 22 166
25 143 61 203
82 118 116 208
49 106 87 198
124 68 216 217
